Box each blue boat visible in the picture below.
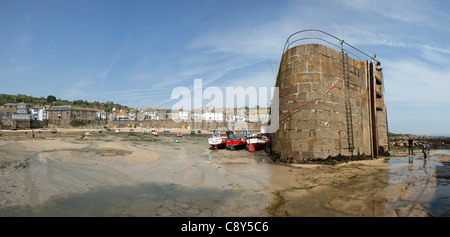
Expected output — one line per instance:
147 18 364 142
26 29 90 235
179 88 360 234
191 130 195 134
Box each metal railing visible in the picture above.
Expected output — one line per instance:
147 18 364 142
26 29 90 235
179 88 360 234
282 29 379 63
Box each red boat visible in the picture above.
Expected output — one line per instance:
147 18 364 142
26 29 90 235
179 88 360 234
225 131 247 151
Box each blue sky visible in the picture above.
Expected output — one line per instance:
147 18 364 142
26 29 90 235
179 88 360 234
1 0 450 135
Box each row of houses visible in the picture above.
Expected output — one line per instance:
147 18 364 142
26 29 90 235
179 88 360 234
0 102 271 127
133 107 271 123
0 103 107 128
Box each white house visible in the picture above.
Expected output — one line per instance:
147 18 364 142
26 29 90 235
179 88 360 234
42 106 49 120
178 109 191 121
143 108 158 120
101 111 107 120
30 107 44 121
128 110 136 121
95 111 101 120
202 110 223 122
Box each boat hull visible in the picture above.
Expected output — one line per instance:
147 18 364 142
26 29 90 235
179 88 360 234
246 137 269 151
208 137 226 148
226 138 247 150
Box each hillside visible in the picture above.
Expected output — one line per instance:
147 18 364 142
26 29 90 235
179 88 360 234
0 94 132 113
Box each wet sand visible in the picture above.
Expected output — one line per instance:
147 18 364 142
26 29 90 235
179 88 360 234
0 129 448 216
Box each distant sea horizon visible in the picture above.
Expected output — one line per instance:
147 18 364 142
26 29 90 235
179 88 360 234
390 132 450 138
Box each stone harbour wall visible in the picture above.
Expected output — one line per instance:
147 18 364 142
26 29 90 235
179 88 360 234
272 44 389 163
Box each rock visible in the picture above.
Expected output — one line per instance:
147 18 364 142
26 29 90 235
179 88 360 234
381 182 409 202
395 203 429 217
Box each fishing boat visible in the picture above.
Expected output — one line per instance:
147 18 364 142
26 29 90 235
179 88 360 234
246 135 270 152
208 130 226 149
191 130 195 134
152 131 158 136
51 129 57 134
225 131 247 151
197 129 202 134
177 132 183 137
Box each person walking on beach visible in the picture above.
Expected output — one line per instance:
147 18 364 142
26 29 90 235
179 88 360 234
408 138 414 155
422 142 427 159
32 129 35 139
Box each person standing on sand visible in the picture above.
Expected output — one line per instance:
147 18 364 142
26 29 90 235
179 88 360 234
32 129 34 139
408 138 414 155
422 142 427 159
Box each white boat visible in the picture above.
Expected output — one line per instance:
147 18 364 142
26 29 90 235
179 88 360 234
246 132 270 152
208 130 226 149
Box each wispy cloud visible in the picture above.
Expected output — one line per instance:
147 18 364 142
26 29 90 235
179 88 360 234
384 58 450 105
341 0 450 30
63 80 93 100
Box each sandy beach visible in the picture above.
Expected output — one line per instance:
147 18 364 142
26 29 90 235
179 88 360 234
0 129 448 216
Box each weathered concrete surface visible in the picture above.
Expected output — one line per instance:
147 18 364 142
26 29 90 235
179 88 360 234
272 44 389 163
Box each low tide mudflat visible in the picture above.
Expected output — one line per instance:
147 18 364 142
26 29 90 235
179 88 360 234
0 129 448 217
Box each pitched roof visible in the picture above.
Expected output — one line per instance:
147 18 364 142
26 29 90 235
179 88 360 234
48 106 73 111
4 102 28 105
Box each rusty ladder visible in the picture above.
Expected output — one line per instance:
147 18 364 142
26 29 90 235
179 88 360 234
342 51 354 152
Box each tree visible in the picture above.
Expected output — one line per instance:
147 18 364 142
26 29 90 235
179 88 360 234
46 95 57 104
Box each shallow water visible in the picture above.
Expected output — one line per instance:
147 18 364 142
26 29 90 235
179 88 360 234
386 150 450 216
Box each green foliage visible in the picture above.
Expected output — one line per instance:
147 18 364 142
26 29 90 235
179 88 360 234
46 95 57 104
0 94 131 112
